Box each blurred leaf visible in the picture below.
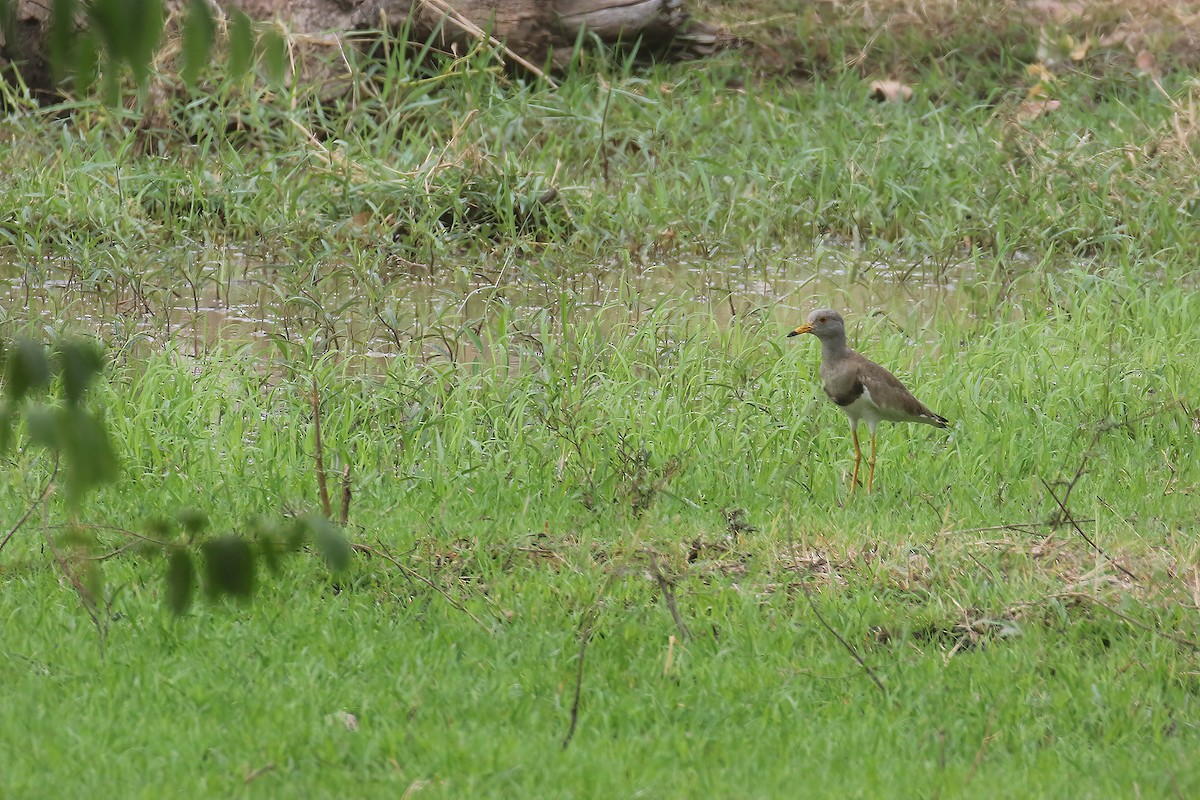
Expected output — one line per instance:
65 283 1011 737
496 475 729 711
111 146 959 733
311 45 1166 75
0 403 12 455
145 515 174 538
228 11 254 78
81 559 105 601
56 339 104 405
85 0 124 99
285 517 309 550
175 507 208 537
203 535 255 599
258 25 286 85
165 548 195 615
101 67 120 104
56 523 96 549
59 408 119 501
303 513 351 572
180 0 215 88
3 338 51 402
86 0 164 88
0 0 14 43
131 539 162 557
259 538 282 575
126 0 165 86
25 406 61 449
253 518 288 575
74 29 99 95
85 0 126 74
49 0 79 82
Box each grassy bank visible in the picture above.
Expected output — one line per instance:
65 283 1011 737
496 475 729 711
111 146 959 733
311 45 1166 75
2 3 1200 796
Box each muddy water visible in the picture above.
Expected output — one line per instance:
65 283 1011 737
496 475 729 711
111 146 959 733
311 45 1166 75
0 241 992 366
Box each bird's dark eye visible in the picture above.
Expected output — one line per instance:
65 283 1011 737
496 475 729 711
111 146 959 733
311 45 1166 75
818 316 827 324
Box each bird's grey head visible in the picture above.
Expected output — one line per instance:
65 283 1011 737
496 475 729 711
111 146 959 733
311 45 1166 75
788 308 846 342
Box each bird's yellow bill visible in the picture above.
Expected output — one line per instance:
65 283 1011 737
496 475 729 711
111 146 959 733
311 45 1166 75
788 323 814 338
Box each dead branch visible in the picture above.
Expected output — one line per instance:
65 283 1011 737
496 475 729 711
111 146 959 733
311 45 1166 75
42 522 108 655
1057 591 1200 651
312 380 333 519
1040 478 1138 583
942 519 1094 536
653 560 691 642
561 605 598 750
801 581 887 695
339 464 352 527
963 712 997 785
418 0 558 87
1034 405 1179 583
0 458 59 554
351 541 492 631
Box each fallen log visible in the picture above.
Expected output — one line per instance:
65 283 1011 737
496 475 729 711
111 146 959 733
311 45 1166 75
0 0 727 96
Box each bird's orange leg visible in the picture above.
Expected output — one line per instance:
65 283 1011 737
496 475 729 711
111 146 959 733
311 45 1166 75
867 430 877 494
849 426 862 496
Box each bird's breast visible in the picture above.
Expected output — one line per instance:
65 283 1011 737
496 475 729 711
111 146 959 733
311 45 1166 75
822 375 865 407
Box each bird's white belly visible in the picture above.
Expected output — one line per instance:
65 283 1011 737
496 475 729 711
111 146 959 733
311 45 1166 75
841 386 909 428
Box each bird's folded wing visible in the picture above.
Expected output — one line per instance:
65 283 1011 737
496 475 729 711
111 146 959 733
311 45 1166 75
859 361 942 423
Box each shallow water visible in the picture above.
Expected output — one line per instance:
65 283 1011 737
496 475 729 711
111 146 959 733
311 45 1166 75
0 239 1000 366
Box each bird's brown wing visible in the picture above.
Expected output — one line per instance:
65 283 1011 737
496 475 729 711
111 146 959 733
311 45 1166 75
856 354 949 427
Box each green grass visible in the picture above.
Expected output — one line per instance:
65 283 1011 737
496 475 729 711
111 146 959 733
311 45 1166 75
2 10 1200 798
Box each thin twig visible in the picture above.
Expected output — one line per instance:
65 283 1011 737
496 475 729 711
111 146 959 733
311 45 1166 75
1040 478 1138 582
89 541 147 562
1050 403 1176 516
419 0 558 87
56 524 175 560
351 542 491 631
0 459 59 554
243 763 276 785
801 581 887 695
963 712 997 785
599 78 615 189
1057 592 1200 651
562 607 598 750
339 464 352 527
653 561 691 642
942 519 1094 536
784 515 886 695
312 380 332 519
42 522 107 656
